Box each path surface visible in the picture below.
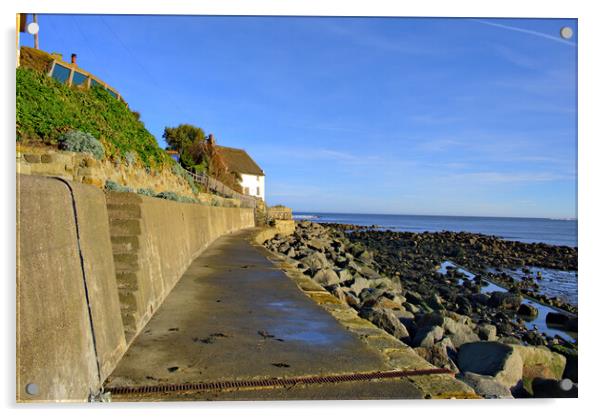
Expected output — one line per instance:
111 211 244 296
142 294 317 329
105 229 426 400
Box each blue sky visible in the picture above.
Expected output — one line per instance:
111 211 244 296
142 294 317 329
21 15 577 218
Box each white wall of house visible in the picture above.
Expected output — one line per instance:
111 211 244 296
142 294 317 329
240 174 265 200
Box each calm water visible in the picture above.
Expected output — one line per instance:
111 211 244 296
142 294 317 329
294 212 577 247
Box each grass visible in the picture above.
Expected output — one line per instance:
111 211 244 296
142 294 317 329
16 67 170 169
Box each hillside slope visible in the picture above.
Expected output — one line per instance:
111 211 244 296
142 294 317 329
16 67 169 168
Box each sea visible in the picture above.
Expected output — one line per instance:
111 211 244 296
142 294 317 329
293 212 577 248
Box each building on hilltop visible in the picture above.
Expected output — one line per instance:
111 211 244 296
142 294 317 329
215 143 265 201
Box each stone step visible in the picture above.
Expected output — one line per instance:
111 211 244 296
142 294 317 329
105 191 143 205
109 218 142 237
110 235 141 254
107 203 142 220
118 290 139 313
120 312 140 343
113 258 140 273
115 271 139 291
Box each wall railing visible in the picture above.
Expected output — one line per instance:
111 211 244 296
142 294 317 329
182 167 258 209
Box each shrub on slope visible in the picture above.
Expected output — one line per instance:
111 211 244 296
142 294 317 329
16 67 170 169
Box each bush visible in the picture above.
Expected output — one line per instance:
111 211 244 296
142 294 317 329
58 130 105 159
156 191 199 204
137 188 157 197
125 151 137 167
105 180 133 193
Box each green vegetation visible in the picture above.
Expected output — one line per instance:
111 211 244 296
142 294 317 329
136 188 157 197
58 130 105 159
163 123 242 193
105 180 133 193
16 67 170 168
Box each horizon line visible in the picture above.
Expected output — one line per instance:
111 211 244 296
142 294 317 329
292 210 577 221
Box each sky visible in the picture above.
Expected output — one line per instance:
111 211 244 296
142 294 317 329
20 15 577 218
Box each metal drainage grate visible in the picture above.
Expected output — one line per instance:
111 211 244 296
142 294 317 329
107 368 453 396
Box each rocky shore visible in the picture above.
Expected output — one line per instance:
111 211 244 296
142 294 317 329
263 221 578 398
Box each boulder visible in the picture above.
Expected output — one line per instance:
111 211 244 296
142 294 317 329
488 292 522 310
517 303 538 318
368 296 404 311
471 293 490 306
359 308 410 341
358 265 382 280
342 288 361 309
443 317 479 348
531 378 577 398
337 268 354 284
312 268 340 286
457 342 524 390
349 276 371 296
412 325 444 348
511 345 566 394
458 372 514 399
414 338 459 373
545 312 570 326
416 312 444 328
300 252 329 274
477 324 498 341
426 293 445 310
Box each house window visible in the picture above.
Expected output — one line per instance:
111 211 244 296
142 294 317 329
72 71 88 86
257 187 260 196
51 63 71 84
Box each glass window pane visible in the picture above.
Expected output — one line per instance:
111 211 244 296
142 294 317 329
90 79 102 88
72 71 88 86
107 89 117 99
51 64 71 84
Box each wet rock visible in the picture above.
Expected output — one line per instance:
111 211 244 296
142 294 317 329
545 312 570 327
517 303 538 318
488 292 522 310
458 372 514 399
471 293 490 306
457 342 524 390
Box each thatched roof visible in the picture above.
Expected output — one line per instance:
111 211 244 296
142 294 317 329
216 146 264 176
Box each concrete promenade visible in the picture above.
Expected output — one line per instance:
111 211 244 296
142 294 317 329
105 229 473 400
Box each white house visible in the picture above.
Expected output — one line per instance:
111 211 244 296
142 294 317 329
217 145 265 200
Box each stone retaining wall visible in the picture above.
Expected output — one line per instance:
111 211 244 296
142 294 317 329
16 147 241 207
17 174 255 402
267 206 293 221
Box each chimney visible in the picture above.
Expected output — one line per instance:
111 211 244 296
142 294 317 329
71 53 77 65
208 134 215 145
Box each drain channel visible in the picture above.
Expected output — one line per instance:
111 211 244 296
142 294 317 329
108 368 453 396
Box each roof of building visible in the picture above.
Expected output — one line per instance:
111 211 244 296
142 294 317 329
217 146 264 176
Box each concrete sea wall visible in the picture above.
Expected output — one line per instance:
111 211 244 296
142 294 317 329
17 174 254 402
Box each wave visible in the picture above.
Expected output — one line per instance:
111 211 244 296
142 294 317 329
293 214 320 220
